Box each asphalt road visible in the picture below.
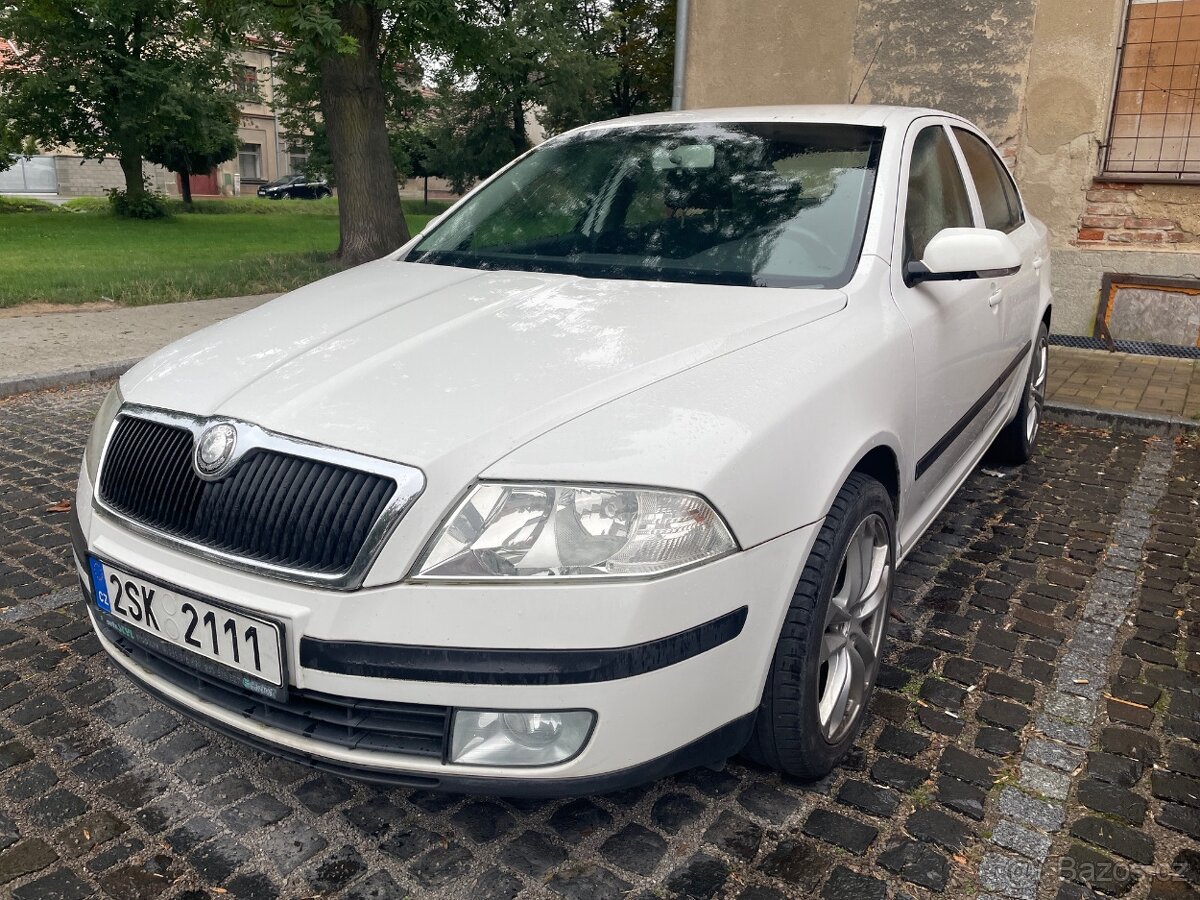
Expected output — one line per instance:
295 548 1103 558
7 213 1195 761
0 382 1196 900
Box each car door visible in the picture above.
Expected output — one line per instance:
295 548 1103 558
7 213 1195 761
951 126 1041 372
889 121 1008 521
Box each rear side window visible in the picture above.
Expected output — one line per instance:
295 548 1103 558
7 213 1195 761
953 128 1025 233
904 126 974 262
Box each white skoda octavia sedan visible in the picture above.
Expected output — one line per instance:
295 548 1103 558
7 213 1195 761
74 106 1051 795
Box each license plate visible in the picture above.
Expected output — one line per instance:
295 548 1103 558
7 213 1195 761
89 557 285 689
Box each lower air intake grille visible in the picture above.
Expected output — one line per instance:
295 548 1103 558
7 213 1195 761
103 618 449 759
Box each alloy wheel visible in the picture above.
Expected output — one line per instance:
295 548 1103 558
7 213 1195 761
818 513 891 743
1026 335 1048 443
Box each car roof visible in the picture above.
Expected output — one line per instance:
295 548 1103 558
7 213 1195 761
573 105 972 134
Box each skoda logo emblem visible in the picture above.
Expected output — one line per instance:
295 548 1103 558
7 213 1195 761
195 423 238 478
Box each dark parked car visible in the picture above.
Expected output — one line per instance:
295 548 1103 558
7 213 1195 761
256 175 331 200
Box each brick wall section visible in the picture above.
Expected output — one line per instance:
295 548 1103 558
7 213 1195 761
1075 183 1191 247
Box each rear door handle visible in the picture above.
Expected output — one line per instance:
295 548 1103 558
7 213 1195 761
988 287 1004 308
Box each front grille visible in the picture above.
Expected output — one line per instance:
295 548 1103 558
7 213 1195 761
98 415 397 576
103 618 450 758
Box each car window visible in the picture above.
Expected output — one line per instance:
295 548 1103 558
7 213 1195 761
407 122 886 289
953 128 1025 233
904 125 974 263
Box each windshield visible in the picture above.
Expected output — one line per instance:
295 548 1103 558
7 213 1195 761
406 122 884 289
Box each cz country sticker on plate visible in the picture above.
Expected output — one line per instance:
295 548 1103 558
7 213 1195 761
89 556 286 697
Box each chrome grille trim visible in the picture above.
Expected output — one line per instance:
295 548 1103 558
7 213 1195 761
92 404 426 590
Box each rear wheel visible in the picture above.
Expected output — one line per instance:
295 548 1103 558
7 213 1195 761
990 321 1049 464
742 473 895 779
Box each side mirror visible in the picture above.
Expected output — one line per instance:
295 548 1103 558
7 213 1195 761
905 228 1021 286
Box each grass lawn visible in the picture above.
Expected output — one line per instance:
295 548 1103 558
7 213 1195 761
0 198 438 308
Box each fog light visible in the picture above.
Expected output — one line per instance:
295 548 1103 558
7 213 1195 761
450 709 594 767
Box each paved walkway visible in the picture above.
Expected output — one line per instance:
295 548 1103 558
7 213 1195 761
0 295 277 392
1048 346 1200 421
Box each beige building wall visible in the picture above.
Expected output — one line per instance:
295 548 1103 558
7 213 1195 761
682 0 1200 340
683 0 858 107
213 46 293 196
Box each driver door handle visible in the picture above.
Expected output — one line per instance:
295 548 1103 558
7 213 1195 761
988 287 1004 309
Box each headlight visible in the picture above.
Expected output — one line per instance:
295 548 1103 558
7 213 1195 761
414 483 736 581
84 383 124 484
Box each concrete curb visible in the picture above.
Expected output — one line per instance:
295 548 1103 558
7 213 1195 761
0 358 140 401
1045 400 1198 434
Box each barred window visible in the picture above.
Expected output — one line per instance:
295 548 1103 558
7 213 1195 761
234 65 260 101
1104 0 1200 179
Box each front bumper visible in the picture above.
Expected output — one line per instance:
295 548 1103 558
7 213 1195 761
73 467 819 795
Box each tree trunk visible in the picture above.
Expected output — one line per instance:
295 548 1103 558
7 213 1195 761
319 3 409 266
180 169 193 207
117 145 147 205
511 96 527 158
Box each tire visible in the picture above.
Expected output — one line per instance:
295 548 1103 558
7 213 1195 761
989 320 1049 465
742 473 896 780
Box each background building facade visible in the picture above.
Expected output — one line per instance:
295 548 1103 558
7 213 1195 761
683 0 1200 343
0 46 300 198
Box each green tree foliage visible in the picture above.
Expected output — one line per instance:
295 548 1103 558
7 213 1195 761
418 72 518 194
0 0 236 212
145 88 241 207
536 0 677 130
250 1 458 265
0 127 22 166
604 0 675 119
420 0 613 190
418 0 675 192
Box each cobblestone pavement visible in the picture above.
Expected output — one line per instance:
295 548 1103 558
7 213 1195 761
0 382 1197 900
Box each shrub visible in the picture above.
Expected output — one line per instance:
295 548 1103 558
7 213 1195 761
105 178 169 219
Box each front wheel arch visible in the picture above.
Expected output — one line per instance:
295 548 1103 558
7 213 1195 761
850 444 900 517
742 471 896 778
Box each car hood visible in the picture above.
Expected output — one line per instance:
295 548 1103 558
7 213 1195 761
123 259 845 482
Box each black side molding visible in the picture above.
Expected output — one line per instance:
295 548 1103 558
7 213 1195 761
915 340 1033 480
300 606 749 686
